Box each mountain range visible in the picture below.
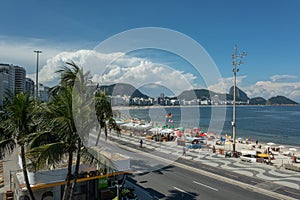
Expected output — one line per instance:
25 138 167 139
100 83 299 105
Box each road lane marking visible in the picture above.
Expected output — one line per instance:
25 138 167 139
193 181 219 191
173 187 186 193
89 131 299 200
173 187 196 197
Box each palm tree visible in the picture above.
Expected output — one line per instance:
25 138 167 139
95 89 115 145
0 92 36 200
49 61 94 200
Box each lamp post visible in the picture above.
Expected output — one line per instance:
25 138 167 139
34 50 42 101
231 45 246 153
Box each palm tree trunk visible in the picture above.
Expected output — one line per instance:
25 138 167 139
62 149 73 200
69 141 82 200
21 145 35 200
95 124 102 146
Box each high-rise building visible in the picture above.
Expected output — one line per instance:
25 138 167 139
0 63 50 107
0 63 30 108
0 63 15 107
14 65 26 94
25 78 35 96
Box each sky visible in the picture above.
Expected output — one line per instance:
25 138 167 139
1 0 300 102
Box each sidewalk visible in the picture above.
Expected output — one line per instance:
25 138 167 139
107 131 300 190
0 149 21 197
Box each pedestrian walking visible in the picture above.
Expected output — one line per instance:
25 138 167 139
140 139 143 148
182 146 187 156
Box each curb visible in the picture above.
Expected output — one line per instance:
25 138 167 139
109 134 299 200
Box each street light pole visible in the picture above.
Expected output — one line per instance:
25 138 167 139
231 45 246 153
34 50 42 101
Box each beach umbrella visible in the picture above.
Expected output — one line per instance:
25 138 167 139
199 133 207 137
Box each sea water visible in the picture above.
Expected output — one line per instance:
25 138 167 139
118 106 300 146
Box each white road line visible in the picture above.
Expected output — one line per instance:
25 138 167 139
173 187 186 193
173 187 196 197
193 181 219 191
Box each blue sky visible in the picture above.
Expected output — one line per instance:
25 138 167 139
1 0 300 102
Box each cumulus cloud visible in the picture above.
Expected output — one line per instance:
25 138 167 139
27 49 197 96
91 58 197 96
207 74 300 103
244 80 300 102
27 50 124 86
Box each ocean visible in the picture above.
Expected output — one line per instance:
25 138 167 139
118 105 300 146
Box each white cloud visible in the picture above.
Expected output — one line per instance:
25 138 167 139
91 58 197 96
244 81 300 102
270 75 298 82
208 75 247 94
207 75 300 103
26 50 197 96
3 38 298 102
0 35 61 73
27 50 124 86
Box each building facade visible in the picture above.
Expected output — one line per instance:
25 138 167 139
0 63 15 107
25 78 35 96
14 65 26 94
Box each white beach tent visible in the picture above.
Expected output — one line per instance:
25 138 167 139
161 129 174 134
149 127 162 134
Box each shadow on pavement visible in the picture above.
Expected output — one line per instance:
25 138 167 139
165 189 198 200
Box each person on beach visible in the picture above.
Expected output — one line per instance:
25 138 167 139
212 145 216 153
292 153 297 163
140 139 143 148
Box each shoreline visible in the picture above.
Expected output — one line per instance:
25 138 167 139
112 104 300 110
113 105 299 147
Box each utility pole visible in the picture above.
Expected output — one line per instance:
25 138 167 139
231 45 247 154
34 50 42 101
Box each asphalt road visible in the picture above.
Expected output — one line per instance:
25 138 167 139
128 164 279 200
90 131 299 200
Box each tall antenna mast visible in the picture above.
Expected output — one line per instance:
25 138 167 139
232 45 247 153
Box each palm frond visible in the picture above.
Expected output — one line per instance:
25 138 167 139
27 142 67 170
28 131 57 149
0 138 16 157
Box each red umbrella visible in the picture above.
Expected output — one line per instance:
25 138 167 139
199 133 207 137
